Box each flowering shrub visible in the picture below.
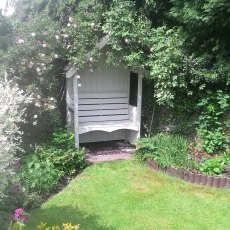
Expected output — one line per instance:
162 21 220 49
0 77 32 199
8 208 29 230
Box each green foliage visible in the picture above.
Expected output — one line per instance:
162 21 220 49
0 12 13 51
18 130 86 195
0 182 25 229
197 90 230 154
198 154 230 175
19 155 63 194
136 133 193 168
36 131 86 175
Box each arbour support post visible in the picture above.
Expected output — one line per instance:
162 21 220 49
73 74 79 148
137 72 143 139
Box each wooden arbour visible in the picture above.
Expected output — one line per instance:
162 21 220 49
66 38 143 148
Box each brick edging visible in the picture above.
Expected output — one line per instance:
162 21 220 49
147 159 230 188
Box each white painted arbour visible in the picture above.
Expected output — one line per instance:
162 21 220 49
66 38 143 148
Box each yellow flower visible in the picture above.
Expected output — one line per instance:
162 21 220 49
37 222 47 229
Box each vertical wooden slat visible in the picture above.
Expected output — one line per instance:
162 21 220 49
73 75 79 148
66 78 71 131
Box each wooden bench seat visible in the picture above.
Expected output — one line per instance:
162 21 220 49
69 93 139 134
79 120 139 134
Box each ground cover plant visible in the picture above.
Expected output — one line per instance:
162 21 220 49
28 161 230 230
136 133 195 169
136 133 230 177
199 154 230 175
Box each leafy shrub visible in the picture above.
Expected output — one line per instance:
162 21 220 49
198 154 230 175
18 129 86 195
8 208 30 230
37 130 86 175
19 155 63 195
0 78 32 198
0 183 25 228
136 133 193 168
197 90 230 154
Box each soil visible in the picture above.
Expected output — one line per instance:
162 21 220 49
81 140 135 163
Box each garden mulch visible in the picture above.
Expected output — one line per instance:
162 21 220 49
81 141 135 163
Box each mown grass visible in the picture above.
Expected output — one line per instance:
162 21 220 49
29 161 230 230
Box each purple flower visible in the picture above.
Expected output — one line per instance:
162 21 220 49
12 208 30 223
21 216 30 223
13 208 24 220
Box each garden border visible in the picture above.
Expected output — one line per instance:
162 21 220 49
147 159 230 189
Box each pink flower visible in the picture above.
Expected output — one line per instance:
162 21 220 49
21 216 30 223
13 208 24 220
12 208 30 223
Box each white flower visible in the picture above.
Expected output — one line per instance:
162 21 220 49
124 38 130 44
63 34 68 38
18 39 24 44
42 43 47 48
76 75 81 79
54 54 58 59
73 24 77 28
39 53 45 57
78 83 82 87
89 57 94 62
37 95 41 99
34 115 38 118
49 105 55 110
35 102 41 107
55 35 60 40
90 22 95 27
67 23 71 27
33 121 37 126
9 68 15 73
150 47 154 52
67 45 71 49
69 16 73 22
36 67 41 72
31 32 36 37
90 69 93 73
29 61 34 68
43 66 47 71
50 97 54 101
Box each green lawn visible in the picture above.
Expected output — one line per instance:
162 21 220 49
29 161 230 230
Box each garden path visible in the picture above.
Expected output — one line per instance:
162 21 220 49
82 141 135 163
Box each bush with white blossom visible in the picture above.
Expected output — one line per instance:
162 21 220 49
0 76 32 198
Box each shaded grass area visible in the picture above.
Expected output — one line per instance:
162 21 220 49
29 161 230 230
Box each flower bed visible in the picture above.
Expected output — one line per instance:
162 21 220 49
147 159 230 188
